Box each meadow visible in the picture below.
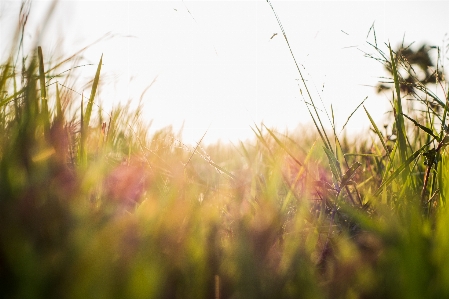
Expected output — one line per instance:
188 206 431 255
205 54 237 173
1 2 449 299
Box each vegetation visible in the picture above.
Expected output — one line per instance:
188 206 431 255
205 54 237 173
1 1 449 298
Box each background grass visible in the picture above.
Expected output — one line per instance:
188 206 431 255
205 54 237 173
1 1 449 298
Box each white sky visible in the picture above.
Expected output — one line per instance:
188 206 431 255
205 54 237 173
1 1 449 144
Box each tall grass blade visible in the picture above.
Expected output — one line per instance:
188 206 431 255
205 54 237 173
439 148 449 204
0 63 11 104
439 89 449 141
263 125 303 167
38 47 50 134
374 141 430 196
323 146 342 186
402 113 439 141
80 95 85 164
281 141 316 212
250 123 274 160
55 82 62 121
0 88 25 108
438 90 449 204
267 0 332 153
364 105 390 158
341 96 368 133
389 45 408 169
84 54 103 130
340 161 361 187
381 140 398 183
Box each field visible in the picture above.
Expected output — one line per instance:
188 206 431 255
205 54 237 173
1 2 449 299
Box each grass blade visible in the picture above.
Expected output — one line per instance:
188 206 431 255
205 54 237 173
38 46 50 133
84 54 103 130
263 125 303 167
341 96 368 133
363 105 390 158
402 113 439 141
56 82 62 121
341 161 361 187
79 95 85 164
389 44 408 167
374 141 430 196
323 146 342 186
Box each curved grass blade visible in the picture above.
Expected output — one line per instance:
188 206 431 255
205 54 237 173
84 54 103 130
389 44 408 165
0 63 12 105
323 146 342 186
250 123 275 161
56 82 62 121
364 105 390 158
402 113 439 141
341 96 368 133
438 148 449 204
79 95 85 164
374 141 431 196
439 88 449 141
344 153 382 158
207 159 236 181
341 161 361 187
264 125 303 167
281 141 316 212
266 0 332 152
38 46 50 133
0 88 25 108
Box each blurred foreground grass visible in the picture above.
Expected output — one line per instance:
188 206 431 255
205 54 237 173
2 2 449 299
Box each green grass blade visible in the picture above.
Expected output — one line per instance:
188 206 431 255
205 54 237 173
439 148 449 204
0 62 11 102
389 44 408 166
281 141 316 212
341 96 368 133
341 161 361 187
263 125 303 167
440 88 449 141
307 106 331 151
381 140 398 183
267 0 332 153
323 146 342 186
402 113 439 141
38 46 50 133
250 123 275 161
84 54 103 130
363 105 390 158
79 95 85 164
207 159 236 181
0 88 25 108
374 141 430 196
238 140 251 164
37 47 47 104
344 153 382 158
56 82 62 121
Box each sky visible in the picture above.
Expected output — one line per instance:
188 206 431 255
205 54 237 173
1 1 448 144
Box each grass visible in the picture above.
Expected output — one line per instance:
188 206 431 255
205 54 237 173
1 1 449 298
